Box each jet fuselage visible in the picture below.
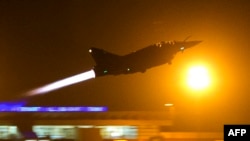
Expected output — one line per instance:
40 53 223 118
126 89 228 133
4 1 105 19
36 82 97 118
90 40 201 77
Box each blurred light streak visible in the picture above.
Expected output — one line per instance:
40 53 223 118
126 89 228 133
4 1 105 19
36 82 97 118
0 106 107 112
26 69 95 96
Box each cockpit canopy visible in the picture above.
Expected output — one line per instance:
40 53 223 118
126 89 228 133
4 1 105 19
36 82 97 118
156 40 185 51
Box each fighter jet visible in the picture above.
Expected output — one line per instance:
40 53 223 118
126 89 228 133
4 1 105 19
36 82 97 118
89 40 202 77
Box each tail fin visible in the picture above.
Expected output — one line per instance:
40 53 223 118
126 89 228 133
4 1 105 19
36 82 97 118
89 47 121 65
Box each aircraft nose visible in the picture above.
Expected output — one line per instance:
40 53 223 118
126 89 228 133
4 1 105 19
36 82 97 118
185 40 202 49
193 40 202 45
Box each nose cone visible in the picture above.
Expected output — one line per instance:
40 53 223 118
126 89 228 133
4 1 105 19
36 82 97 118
184 40 202 49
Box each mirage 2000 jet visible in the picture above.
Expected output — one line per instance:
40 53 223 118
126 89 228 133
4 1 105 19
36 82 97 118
89 39 201 77
20 39 202 95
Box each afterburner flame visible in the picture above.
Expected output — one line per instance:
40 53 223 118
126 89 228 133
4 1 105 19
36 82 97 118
26 69 96 96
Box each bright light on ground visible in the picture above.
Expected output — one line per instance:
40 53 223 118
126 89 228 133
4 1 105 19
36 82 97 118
164 103 174 107
187 66 210 90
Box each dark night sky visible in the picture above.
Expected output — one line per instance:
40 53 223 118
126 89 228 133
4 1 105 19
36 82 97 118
0 0 249 127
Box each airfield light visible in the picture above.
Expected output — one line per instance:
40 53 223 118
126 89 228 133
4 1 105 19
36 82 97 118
26 69 96 96
164 103 174 107
187 66 210 90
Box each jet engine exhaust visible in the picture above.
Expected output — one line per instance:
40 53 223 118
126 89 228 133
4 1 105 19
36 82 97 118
26 69 96 96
